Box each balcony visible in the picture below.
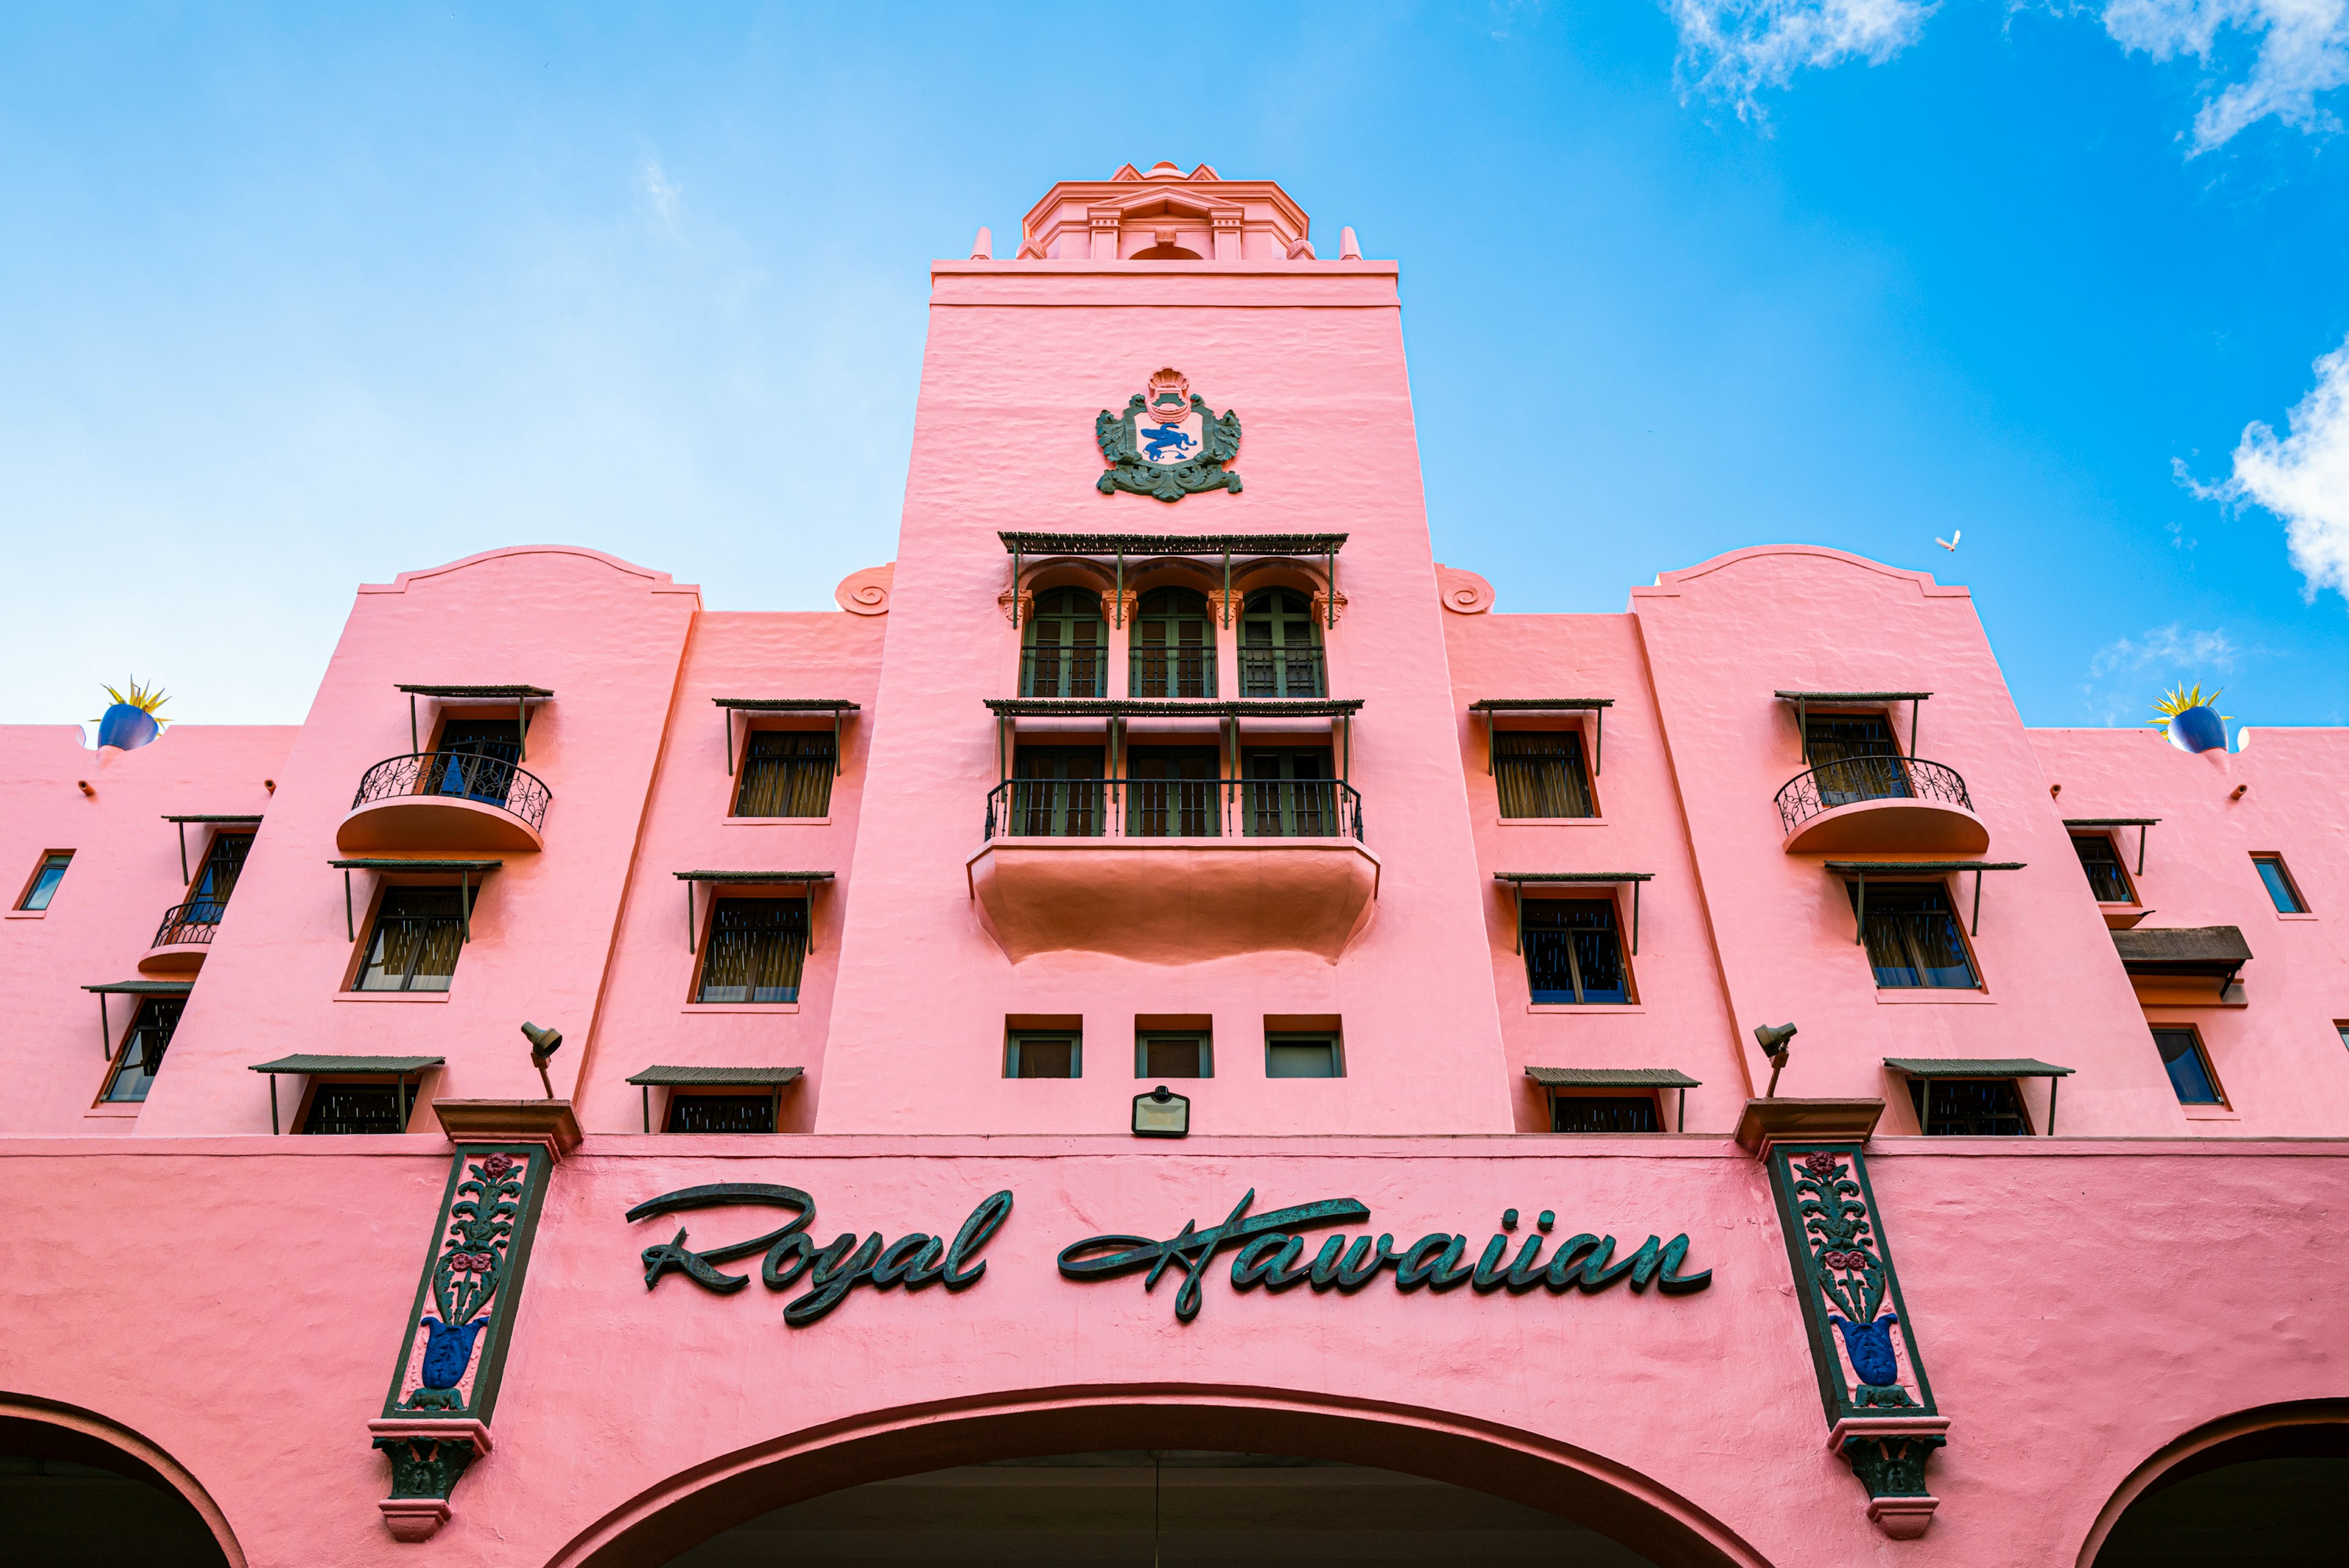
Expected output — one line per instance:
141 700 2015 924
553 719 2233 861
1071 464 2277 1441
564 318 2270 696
1020 648 1107 699
1129 647 1216 699
138 899 223 975
1239 647 1325 699
336 751 552 853
1775 756 1987 855
968 778 1376 964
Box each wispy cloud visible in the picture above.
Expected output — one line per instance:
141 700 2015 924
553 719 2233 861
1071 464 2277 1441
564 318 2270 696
641 156 683 232
2181 332 2349 603
1666 1 1937 122
2099 1 2349 151
2082 622 2239 721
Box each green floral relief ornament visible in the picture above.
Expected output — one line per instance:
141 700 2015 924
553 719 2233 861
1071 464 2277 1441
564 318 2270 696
1096 367 1242 501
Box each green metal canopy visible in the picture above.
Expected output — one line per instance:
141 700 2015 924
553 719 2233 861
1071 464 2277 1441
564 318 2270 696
1882 1058 2074 1078
247 1053 445 1135
626 1066 804 1085
1524 1066 1698 1087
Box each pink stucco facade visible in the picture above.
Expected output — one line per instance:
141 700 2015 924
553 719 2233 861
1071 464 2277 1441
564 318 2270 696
4 163 2345 1566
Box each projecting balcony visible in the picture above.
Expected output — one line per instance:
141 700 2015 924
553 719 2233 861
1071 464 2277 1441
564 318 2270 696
967 778 1377 964
335 751 551 853
1238 647 1325 699
1775 756 1987 855
137 899 223 975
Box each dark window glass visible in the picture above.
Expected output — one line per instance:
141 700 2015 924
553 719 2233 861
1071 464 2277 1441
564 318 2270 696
1140 1035 1209 1078
1493 731 1595 819
2071 834 2133 903
1266 1035 1340 1078
2337 1024 2349 1054
1551 1096 1660 1134
1242 749 1337 838
1906 1078 2030 1135
302 1081 418 1135
2152 1027 2223 1105
2253 855 2307 913
696 898 807 1003
1523 899 1631 1004
733 730 836 817
1009 747 1106 838
355 888 465 992
1132 588 1215 698
1847 882 1979 990
19 851 72 910
1022 588 1107 698
1008 1034 1078 1079
101 998 184 1103
1805 716 1910 806
1126 747 1221 838
187 833 253 921
665 1094 776 1134
429 720 525 807
1239 589 1323 698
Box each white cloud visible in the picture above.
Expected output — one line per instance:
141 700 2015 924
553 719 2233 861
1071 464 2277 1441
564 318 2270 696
642 157 683 230
2088 622 2240 677
2187 332 2349 603
1665 2 1939 119
2100 1 2349 150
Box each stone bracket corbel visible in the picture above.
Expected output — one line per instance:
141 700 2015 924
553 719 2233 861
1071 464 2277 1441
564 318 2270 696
369 1419 491 1544
1828 1417 1950 1540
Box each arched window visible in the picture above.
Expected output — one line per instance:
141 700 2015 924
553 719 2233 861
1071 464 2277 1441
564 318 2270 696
1022 587 1106 698
1132 587 1215 698
1240 588 1324 697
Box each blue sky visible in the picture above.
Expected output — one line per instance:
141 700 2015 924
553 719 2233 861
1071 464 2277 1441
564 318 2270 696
3 2 2346 735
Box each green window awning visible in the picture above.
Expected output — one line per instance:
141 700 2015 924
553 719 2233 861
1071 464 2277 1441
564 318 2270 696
1524 1066 1699 1088
249 1055 445 1076
1882 1058 2074 1079
626 1065 804 1086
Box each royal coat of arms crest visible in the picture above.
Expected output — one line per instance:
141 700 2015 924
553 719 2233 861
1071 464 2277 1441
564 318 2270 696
1095 368 1242 500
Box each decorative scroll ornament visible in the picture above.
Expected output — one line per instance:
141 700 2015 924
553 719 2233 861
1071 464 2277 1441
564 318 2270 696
1434 563 1494 615
1096 367 1242 501
834 562 894 616
371 1144 555 1541
1764 1143 1949 1539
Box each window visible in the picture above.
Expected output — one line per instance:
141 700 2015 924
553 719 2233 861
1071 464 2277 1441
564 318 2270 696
1011 748 1105 838
302 1081 419 1135
428 719 524 806
1493 731 1595 819
2252 855 2308 914
1806 716 1909 806
733 731 836 817
1126 746 1220 838
1848 882 1980 990
187 833 253 920
1138 1032 1211 1078
100 998 183 1103
1266 1033 1341 1078
1132 587 1215 698
1242 749 1337 838
17 851 72 910
2151 1026 2224 1105
666 1094 776 1133
1239 589 1324 698
1023 587 1107 698
696 898 807 1003
1551 1095 1660 1134
1006 1031 1080 1079
2337 1022 2349 1054
2070 834 2134 904
1523 898 1631 1004
354 888 466 992
1906 1078 2030 1135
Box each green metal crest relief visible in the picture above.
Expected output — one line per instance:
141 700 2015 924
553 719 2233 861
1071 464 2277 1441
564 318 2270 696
1096 366 1242 500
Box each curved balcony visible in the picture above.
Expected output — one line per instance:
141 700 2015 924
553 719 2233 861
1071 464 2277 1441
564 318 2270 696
1776 756 1987 855
335 751 551 853
968 779 1377 964
138 899 222 975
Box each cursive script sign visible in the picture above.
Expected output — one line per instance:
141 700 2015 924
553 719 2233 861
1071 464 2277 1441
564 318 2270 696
626 1183 1012 1327
1057 1190 1712 1321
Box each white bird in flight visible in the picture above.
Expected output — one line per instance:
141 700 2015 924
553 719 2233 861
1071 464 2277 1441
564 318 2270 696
1935 530 1961 551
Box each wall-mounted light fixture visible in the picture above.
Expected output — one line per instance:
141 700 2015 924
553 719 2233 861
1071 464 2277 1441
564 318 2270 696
1132 1084 1189 1139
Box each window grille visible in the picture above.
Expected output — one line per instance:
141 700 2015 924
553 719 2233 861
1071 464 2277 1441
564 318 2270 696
733 732 837 817
1494 731 1595 818
101 997 184 1103
666 1094 777 1134
355 888 466 992
302 1081 418 1135
696 898 808 1003
2071 834 2133 903
1906 1078 2030 1135
1551 1096 1660 1134
1523 898 1631 1003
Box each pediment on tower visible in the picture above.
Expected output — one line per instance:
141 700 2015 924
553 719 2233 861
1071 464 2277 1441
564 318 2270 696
1015 161 1311 262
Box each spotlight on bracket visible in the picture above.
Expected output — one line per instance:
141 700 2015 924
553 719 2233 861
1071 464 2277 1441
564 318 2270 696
1754 1022 1797 1098
521 1021 563 1099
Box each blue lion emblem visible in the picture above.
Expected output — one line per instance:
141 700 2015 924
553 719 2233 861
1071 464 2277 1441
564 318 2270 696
1140 424 1197 463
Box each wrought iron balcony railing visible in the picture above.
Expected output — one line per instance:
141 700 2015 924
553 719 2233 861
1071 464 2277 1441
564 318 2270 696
1129 647 1217 699
151 899 225 949
984 778 1364 842
1019 647 1107 699
352 751 553 834
1775 756 1972 836
1238 647 1326 699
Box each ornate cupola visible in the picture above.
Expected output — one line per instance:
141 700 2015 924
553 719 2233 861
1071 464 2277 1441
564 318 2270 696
1014 161 1317 261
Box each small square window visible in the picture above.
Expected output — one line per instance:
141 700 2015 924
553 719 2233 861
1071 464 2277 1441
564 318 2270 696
2151 1026 2225 1106
734 730 837 817
2069 834 2134 904
1493 730 1595 818
1007 1031 1080 1079
1906 1078 2031 1135
2336 1022 2349 1054
1523 897 1632 1003
17 851 73 911
1550 1095 1660 1134
696 897 808 1003
2252 855 2308 914
354 887 467 992
1138 1033 1211 1079
1266 1033 1342 1078
100 998 183 1103
302 1080 420 1135
1847 882 1980 990
665 1094 777 1133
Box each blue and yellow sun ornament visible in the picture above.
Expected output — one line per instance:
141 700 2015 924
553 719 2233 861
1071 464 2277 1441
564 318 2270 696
2148 683 2230 755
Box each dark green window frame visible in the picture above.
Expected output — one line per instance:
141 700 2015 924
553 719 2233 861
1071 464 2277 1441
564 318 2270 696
695 897 809 1003
1006 1030 1080 1079
100 997 184 1104
1022 587 1107 698
1494 730 1595 819
2070 834 2134 904
18 850 72 910
1846 882 1980 990
1523 897 1632 1004
1137 1032 1211 1079
733 730 837 817
2252 854 2309 914
1550 1094 1660 1134
1265 1033 1341 1078
2151 1025 2225 1106
353 886 466 993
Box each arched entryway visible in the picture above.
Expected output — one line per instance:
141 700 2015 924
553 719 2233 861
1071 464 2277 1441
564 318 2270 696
546 1388 1770 1568
0 1395 243 1567
2083 1400 2349 1566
